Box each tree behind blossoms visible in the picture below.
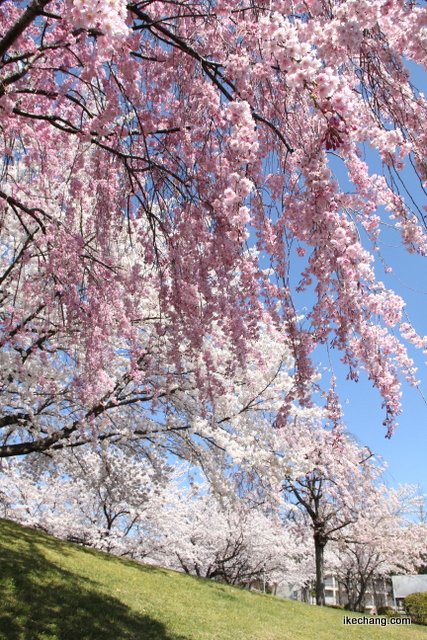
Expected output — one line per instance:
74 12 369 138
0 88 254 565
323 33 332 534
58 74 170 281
328 485 426 612
0 449 313 591
279 422 392 606
2 0 427 460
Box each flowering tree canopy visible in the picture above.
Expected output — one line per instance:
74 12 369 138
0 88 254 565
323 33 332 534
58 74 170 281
279 422 388 605
146 489 308 588
0 445 175 555
2 0 427 458
2 428 423 608
0 450 312 590
329 485 426 612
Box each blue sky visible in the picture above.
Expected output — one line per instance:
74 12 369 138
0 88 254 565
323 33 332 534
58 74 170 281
291 286 427 493
256 55 427 494
301 99 427 493
334 63 427 493
329 241 427 493
253 146 427 492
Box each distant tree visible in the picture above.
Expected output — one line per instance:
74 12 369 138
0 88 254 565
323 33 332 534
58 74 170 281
0 446 177 557
149 490 310 589
0 449 312 590
279 423 385 606
330 486 426 611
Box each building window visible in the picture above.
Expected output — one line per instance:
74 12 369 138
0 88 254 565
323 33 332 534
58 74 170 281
395 598 405 611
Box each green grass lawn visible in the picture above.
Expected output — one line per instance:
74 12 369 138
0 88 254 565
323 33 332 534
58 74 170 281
1 517 427 640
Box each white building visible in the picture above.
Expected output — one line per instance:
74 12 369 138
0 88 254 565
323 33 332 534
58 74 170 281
392 575 427 611
276 574 394 612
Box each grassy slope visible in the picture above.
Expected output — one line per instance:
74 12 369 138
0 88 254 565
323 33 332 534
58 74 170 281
1 518 427 640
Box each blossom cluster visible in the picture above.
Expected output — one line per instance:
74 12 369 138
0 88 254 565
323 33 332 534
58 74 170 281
2 0 427 460
64 0 129 40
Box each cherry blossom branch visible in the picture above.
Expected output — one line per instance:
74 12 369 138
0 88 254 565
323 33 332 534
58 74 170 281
0 0 53 59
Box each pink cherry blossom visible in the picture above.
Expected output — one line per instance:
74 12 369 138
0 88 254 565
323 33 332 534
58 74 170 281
1 0 427 461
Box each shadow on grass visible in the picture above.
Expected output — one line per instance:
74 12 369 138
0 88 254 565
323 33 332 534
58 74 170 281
0 519 188 640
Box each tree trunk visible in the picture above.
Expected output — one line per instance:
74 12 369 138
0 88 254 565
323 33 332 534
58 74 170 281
355 575 369 612
314 532 326 606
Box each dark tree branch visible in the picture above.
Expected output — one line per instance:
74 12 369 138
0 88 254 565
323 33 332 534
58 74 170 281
0 0 53 59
